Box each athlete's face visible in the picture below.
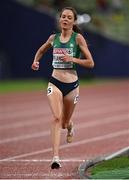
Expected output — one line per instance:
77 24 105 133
59 9 75 30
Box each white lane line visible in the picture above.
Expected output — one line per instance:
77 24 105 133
0 159 85 162
75 114 128 129
0 131 50 144
105 146 129 160
0 107 50 120
0 104 127 130
0 116 50 130
0 129 129 161
74 105 128 119
0 114 128 144
0 100 48 113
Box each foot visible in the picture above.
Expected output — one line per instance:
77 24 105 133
51 156 61 169
66 122 74 143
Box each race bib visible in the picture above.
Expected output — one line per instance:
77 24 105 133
53 48 73 69
47 86 53 96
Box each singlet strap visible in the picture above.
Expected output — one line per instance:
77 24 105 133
52 33 60 46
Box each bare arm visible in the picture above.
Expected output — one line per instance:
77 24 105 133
31 34 55 70
61 34 94 68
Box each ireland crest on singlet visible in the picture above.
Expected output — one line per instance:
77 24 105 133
53 48 73 69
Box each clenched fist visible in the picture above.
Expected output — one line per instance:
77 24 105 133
31 61 39 71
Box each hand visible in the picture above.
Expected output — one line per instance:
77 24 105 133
60 55 73 62
31 61 39 71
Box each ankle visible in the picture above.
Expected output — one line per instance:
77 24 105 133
67 121 73 129
53 156 59 159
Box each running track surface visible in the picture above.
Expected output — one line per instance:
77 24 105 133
0 80 128 179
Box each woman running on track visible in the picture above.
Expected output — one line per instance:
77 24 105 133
31 7 94 169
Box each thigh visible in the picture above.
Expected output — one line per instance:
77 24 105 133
47 83 63 119
63 86 79 121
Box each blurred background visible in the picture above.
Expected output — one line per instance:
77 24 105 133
0 0 129 81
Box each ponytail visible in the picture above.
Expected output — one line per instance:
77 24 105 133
73 24 82 34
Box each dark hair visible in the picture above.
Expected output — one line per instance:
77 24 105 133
60 7 82 33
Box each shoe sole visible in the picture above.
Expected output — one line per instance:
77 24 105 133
51 162 61 169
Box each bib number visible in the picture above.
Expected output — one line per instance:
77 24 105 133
47 86 53 95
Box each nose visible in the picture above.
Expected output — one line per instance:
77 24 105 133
63 18 68 23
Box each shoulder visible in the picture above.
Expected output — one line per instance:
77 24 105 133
48 34 56 43
76 33 86 43
76 33 88 46
48 32 61 42
46 34 57 46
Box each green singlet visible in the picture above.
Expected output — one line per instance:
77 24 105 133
52 32 81 70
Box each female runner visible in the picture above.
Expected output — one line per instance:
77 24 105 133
31 7 94 169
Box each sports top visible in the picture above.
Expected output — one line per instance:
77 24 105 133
52 32 81 69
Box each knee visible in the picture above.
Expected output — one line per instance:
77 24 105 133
53 115 62 124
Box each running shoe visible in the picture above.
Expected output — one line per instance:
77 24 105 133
66 122 74 143
51 156 61 169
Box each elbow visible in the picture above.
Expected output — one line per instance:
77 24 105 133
89 60 95 68
85 58 95 69
91 61 95 68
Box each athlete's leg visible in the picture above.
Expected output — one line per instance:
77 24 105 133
47 83 63 158
62 86 79 143
62 86 79 129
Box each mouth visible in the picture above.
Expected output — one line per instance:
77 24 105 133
62 21 68 25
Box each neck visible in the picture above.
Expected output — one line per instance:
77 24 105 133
61 29 73 37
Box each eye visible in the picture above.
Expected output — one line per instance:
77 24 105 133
62 15 66 19
68 16 72 20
